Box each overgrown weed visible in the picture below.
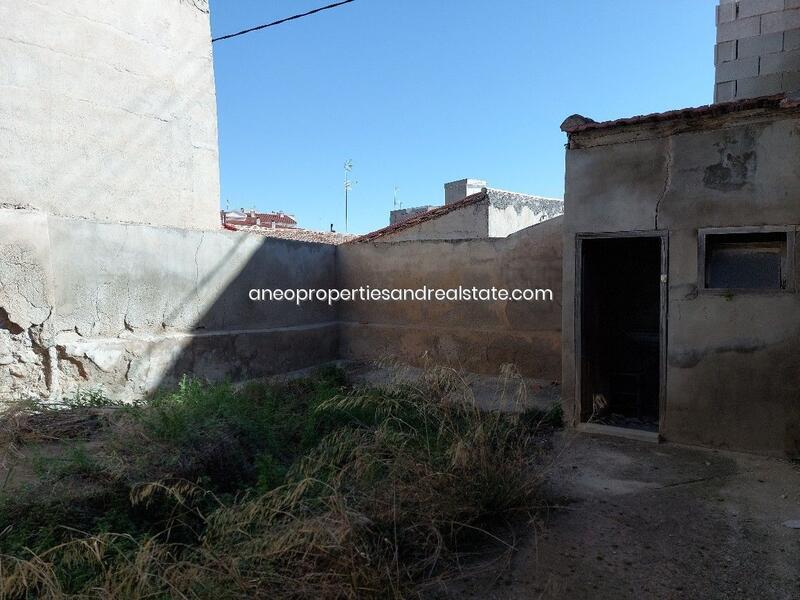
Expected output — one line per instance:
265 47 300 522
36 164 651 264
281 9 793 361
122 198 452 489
0 365 554 599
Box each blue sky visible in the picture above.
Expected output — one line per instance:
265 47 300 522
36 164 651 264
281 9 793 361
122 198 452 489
209 0 717 235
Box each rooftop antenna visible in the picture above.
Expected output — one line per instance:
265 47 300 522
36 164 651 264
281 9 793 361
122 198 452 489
344 159 357 232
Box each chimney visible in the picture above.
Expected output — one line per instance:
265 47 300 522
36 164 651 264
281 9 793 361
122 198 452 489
443 178 487 205
715 0 800 102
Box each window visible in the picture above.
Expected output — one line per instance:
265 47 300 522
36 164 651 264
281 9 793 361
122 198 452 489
701 229 792 291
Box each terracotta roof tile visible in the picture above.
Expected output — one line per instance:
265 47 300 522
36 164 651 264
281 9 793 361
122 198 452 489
349 191 489 243
225 224 355 245
560 93 799 135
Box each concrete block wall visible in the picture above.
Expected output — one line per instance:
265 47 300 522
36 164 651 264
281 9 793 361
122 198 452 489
716 0 800 102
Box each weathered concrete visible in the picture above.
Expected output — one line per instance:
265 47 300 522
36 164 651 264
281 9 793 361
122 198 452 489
0 209 338 401
464 433 800 599
487 190 564 238
562 104 800 455
0 0 220 229
338 217 563 380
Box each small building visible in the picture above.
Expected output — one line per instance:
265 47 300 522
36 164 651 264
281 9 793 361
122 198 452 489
372 178 562 242
560 94 800 456
557 0 800 456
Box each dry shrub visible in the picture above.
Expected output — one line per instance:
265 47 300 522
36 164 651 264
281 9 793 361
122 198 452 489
0 366 549 599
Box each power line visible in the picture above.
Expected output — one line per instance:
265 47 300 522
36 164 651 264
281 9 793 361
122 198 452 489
212 0 356 43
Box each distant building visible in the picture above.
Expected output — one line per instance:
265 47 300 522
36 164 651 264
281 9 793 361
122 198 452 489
221 209 297 229
370 178 563 242
389 205 437 225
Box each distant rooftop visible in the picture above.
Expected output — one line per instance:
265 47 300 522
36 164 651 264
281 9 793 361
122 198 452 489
355 186 563 243
221 209 297 228
227 224 356 245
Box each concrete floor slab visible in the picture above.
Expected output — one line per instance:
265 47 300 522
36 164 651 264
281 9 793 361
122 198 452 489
463 432 800 599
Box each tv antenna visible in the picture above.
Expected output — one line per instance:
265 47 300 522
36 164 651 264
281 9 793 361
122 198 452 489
344 159 357 232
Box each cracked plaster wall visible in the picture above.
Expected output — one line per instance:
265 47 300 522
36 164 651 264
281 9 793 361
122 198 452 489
562 108 800 455
0 208 338 402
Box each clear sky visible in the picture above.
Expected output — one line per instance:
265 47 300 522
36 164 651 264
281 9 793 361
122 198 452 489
208 0 717 235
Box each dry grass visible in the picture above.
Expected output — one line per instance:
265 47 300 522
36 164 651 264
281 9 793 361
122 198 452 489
0 366 554 599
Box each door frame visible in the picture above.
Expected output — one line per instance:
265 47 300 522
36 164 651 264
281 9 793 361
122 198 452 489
574 230 669 433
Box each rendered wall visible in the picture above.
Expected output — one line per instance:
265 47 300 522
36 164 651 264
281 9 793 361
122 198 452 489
0 209 338 401
337 217 563 380
487 198 564 238
376 200 490 242
0 0 220 229
563 107 800 456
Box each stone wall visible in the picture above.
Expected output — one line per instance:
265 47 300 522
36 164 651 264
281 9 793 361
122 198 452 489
337 217 563 380
0 0 220 229
716 0 800 102
0 209 338 401
563 103 800 455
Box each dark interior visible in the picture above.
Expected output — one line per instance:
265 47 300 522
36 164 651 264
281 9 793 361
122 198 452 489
704 231 787 290
580 237 662 431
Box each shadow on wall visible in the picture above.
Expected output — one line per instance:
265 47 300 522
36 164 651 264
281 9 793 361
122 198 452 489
336 216 564 382
0 214 338 402
0 214 562 402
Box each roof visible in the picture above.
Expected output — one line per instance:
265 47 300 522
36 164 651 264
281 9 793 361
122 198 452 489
350 188 564 243
226 224 356 245
351 191 489 243
560 93 800 135
223 211 298 226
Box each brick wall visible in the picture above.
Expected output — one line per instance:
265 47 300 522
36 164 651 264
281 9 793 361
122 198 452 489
715 0 800 102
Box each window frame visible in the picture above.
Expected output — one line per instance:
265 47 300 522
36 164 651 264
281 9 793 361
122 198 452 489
697 226 796 295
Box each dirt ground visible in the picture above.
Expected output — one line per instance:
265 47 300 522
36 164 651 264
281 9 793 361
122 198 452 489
465 432 800 600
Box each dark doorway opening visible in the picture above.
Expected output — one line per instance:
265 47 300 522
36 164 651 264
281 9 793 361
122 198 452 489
580 236 662 432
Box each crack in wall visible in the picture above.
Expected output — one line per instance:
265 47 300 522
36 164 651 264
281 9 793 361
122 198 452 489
654 137 674 230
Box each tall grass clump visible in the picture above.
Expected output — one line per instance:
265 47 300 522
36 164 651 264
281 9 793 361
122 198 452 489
0 366 550 599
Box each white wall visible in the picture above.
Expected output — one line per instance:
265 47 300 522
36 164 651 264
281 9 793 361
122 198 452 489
0 0 220 229
487 202 564 238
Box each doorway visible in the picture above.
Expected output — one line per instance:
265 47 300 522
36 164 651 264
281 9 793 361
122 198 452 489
578 235 665 432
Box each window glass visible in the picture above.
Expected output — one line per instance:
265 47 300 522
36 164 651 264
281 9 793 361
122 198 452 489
705 232 787 290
